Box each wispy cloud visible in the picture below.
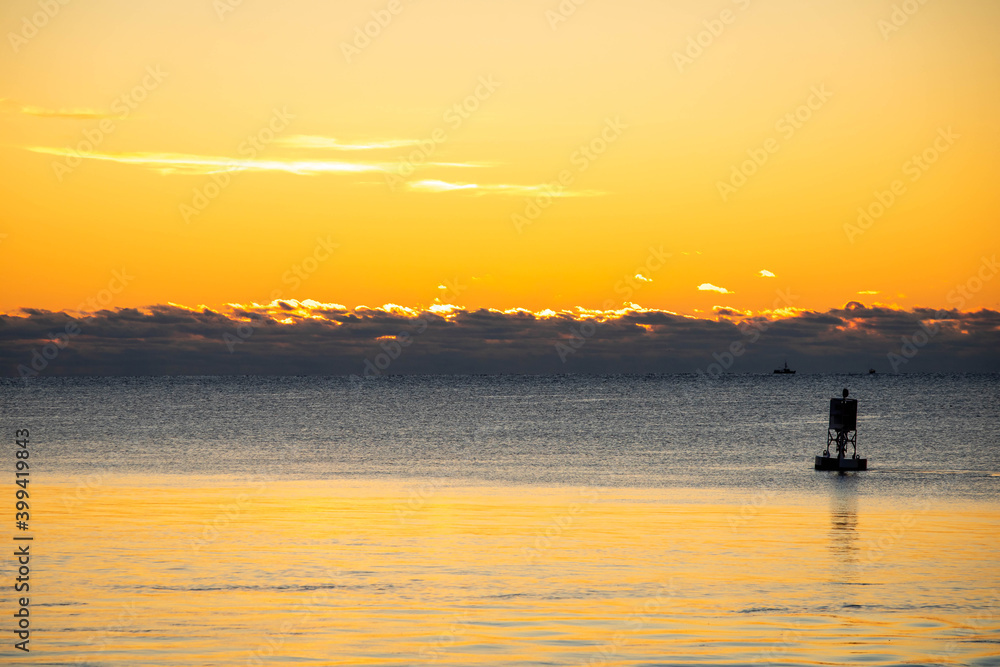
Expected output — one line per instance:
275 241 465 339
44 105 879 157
858 290 880 295
25 147 389 175
276 135 424 151
758 269 775 278
1 99 108 120
406 179 606 197
23 147 480 176
698 283 732 294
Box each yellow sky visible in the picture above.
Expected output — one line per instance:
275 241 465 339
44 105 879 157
2 0 998 316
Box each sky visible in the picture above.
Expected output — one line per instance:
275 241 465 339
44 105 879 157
1 0 998 375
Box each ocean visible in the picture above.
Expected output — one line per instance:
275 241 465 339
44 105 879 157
1 373 997 665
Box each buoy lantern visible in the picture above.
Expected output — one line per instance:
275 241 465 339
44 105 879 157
815 388 868 471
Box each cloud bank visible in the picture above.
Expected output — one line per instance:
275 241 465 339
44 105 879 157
2 301 997 378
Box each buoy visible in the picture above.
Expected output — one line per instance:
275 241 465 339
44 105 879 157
815 388 868 471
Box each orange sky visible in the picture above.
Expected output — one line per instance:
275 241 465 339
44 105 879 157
2 0 998 318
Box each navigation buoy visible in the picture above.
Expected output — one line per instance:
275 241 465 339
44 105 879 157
815 388 868 471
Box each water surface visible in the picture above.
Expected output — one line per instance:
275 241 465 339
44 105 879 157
1 374 997 665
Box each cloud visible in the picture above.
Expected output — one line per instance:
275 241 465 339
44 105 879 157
405 180 606 197
1 99 109 119
698 283 731 294
634 274 652 283
23 147 481 176
2 302 997 377
758 270 775 278
713 306 748 317
276 135 424 151
858 290 880 295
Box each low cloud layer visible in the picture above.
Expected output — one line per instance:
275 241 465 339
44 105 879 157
2 301 998 378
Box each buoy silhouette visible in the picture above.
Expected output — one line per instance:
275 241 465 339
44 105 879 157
815 388 868 471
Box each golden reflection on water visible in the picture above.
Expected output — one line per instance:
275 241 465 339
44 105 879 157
11 475 1000 665
828 475 859 570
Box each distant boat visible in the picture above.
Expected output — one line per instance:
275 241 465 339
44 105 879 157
868 368 877 375
774 361 796 374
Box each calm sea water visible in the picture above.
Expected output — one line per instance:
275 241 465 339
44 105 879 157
0 374 998 665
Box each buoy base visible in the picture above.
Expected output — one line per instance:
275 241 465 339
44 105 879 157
815 456 867 471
